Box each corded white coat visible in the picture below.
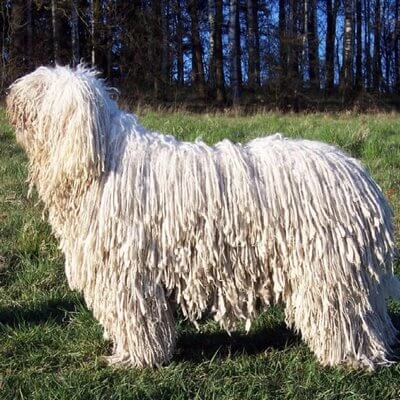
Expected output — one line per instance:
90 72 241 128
6 65 399 369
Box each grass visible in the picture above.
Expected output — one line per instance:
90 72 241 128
1 108 400 399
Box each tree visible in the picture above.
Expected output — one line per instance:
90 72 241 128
208 0 216 90
152 0 163 96
175 0 185 86
26 0 33 68
1 0 399 106
373 0 381 90
189 0 207 97
10 0 26 75
247 0 260 90
325 0 337 93
214 0 225 102
208 0 225 101
287 0 300 88
279 0 287 89
340 0 353 93
308 0 319 88
355 0 363 89
395 0 400 90
161 0 170 86
364 0 372 88
71 0 80 67
229 0 241 105
0 0 8 86
51 0 60 64
106 0 114 78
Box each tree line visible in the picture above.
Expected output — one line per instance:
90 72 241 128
1 0 400 109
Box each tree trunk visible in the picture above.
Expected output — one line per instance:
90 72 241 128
303 0 309 82
395 0 400 91
208 0 216 90
279 0 287 90
26 0 33 67
106 0 114 78
308 0 319 88
253 0 260 85
385 38 390 91
355 0 362 89
247 0 260 89
372 0 381 91
340 0 353 93
384 0 390 90
176 0 184 85
0 5 2 71
288 0 299 86
10 0 26 76
215 0 225 102
325 0 336 93
71 0 80 67
51 0 60 64
335 28 341 86
364 0 372 88
229 0 241 105
0 0 7 86
88 0 96 65
152 0 162 96
161 0 170 86
189 0 207 97
90 0 103 69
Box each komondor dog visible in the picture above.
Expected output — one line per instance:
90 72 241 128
6 65 400 370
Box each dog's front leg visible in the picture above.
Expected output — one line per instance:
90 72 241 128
94 268 177 368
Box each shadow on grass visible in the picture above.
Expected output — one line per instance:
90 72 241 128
0 298 80 327
175 322 300 362
2 297 400 364
176 310 400 363
0 297 301 362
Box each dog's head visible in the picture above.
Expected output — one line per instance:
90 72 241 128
6 64 116 197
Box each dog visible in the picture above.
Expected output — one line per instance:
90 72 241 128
6 64 399 369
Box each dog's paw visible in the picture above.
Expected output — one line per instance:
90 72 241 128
102 352 131 367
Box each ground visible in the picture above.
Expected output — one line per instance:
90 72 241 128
1 108 400 400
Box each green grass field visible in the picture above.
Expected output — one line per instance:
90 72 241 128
1 108 400 399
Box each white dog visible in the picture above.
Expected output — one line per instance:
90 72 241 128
6 65 399 369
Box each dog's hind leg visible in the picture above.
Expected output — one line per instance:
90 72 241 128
283 251 398 369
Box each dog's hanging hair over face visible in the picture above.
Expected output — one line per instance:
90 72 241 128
7 65 116 207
